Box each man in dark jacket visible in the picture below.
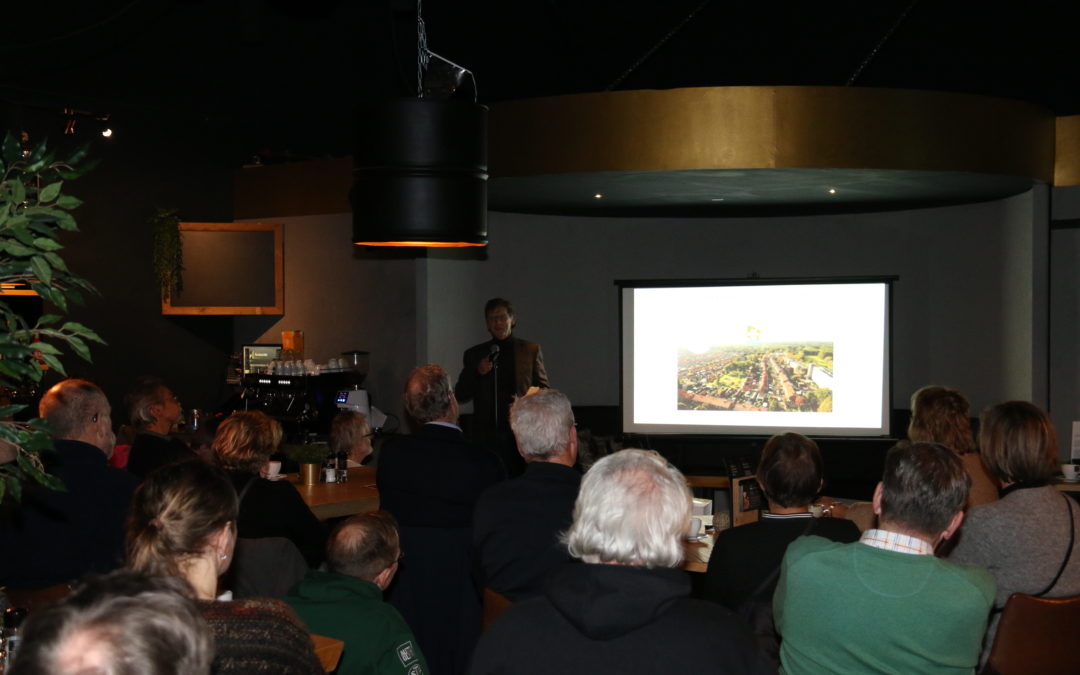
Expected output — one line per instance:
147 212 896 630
471 449 771 675
0 379 137 589
377 364 502 675
473 389 580 601
455 298 548 476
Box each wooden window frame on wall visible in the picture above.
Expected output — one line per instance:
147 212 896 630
161 222 284 316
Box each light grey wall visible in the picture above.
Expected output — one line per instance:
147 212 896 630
233 213 418 420
422 191 1050 433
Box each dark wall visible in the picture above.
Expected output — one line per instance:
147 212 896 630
11 112 237 421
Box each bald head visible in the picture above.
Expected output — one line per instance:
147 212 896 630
403 364 455 425
39 379 116 455
327 511 400 585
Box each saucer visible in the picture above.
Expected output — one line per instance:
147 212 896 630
266 474 285 482
1062 477 1080 483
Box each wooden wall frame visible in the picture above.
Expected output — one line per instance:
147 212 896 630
161 222 284 316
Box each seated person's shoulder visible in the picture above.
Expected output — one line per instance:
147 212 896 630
785 533 845 561
940 557 997 599
814 516 862 542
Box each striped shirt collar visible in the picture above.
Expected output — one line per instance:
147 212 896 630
859 528 934 555
763 512 813 520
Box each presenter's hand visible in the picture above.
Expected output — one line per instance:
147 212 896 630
477 356 494 376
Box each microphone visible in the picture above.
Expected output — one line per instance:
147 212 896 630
489 343 500 362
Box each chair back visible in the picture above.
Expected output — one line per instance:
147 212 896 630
980 593 1080 675
482 587 512 630
224 537 309 598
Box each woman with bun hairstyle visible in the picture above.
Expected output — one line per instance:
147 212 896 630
127 459 322 674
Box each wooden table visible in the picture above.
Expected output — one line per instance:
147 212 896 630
289 465 380 520
1053 478 1080 494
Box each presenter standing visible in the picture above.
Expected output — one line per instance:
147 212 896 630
456 298 548 476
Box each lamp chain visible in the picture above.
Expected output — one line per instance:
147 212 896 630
417 0 429 98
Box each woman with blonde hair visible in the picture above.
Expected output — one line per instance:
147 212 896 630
212 411 325 566
949 401 1080 663
127 460 322 674
908 385 998 507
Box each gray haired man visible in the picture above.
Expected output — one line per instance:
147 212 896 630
471 449 771 675
472 389 581 601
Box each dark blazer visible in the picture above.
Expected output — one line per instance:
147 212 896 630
125 431 196 481
473 461 581 601
455 336 548 432
377 423 503 675
377 423 504 527
702 514 861 611
0 440 137 589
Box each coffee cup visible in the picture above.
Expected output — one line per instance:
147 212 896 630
809 504 825 518
267 461 282 479
686 517 702 539
1062 463 1080 481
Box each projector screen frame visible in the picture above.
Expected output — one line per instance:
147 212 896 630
617 276 896 439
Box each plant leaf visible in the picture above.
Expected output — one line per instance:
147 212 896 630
39 352 66 376
38 181 62 202
66 334 91 361
32 237 63 252
56 195 83 210
1 131 20 165
30 256 52 285
0 404 25 417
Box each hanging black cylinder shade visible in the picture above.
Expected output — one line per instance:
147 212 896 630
352 99 488 247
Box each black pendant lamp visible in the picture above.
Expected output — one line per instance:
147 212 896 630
352 2 487 247
352 98 487 247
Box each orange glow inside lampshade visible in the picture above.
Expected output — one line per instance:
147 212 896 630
353 240 485 247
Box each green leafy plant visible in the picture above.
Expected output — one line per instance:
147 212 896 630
0 131 105 502
285 443 330 465
151 207 183 300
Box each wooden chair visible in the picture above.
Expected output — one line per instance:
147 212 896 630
482 588 512 630
3 582 73 613
310 634 344 673
979 593 1080 675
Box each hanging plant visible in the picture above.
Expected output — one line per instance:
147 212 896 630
151 207 183 300
0 131 105 501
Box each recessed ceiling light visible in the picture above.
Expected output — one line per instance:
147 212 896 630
827 188 837 195
594 193 603 199
711 198 725 202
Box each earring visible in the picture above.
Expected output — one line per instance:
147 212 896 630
220 553 228 561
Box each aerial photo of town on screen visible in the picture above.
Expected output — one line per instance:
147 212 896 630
677 328 834 413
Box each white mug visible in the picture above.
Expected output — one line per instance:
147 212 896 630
267 461 282 478
1062 463 1080 481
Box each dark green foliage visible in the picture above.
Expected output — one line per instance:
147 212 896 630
0 132 105 501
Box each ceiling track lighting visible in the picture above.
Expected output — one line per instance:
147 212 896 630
60 108 113 138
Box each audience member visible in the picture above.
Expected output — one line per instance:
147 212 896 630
775 441 995 674
377 364 503 675
703 432 859 661
949 401 1080 662
471 449 770 675
0 379 137 589
473 389 581 601
909 385 998 507
124 376 196 480
285 511 429 675
127 459 322 674
9 570 213 675
212 410 326 566
330 409 373 465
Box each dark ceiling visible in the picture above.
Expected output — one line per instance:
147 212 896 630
3 0 1078 166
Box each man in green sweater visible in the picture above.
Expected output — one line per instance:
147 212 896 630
774 442 996 675
286 511 428 675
